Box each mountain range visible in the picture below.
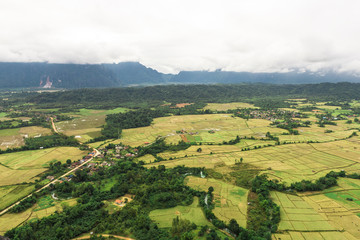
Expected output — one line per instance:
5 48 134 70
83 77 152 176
0 62 359 89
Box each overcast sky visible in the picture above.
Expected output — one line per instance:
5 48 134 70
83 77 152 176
0 0 359 74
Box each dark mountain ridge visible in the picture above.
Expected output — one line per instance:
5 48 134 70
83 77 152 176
0 62 359 89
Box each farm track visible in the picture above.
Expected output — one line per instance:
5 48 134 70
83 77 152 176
0 148 100 216
50 117 58 133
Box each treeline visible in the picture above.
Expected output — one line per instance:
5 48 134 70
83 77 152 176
102 105 211 139
26 82 360 109
0 116 50 130
102 109 167 138
137 138 191 157
0 134 80 154
9 195 37 213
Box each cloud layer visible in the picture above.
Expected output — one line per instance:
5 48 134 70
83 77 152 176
0 0 359 73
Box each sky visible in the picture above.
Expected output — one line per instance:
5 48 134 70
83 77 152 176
0 0 359 74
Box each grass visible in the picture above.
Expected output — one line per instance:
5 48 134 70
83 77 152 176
0 147 87 186
149 197 210 228
185 177 248 227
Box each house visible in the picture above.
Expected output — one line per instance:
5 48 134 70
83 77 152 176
46 175 55 181
71 162 81 168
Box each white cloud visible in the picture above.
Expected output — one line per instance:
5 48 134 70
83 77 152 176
0 0 359 74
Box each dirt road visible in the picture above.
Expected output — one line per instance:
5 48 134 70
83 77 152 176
50 117 58 133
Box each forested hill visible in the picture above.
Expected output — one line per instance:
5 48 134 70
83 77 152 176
26 82 360 108
171 70 360 84
0 62 167 89
1 62 360 89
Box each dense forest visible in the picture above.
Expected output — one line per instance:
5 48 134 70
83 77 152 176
23 83 360 109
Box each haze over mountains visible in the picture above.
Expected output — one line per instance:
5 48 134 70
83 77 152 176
0 62 359 89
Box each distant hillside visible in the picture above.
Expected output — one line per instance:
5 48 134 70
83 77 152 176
0 62 360 89
170 70 360 84
0 62 166 89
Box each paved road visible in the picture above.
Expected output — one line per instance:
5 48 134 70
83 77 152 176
0 148 100 216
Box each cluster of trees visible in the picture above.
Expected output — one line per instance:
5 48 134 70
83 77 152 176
137 138 191 158
0 116 50 130
24 134 79 149
250 175 280 238
222 135 241 145
272 119 310 135
9 196 37 213
102 109 167 138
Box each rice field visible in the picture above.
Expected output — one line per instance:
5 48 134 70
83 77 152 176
55 107 129 141
0 147 87 186
147 138 360 183
271 191 336 232
149 197 210 228
0 184 34 211
106 114 286 147
203 102 258 111
271 178 360 240
0 198 77 235
185 176 248 227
